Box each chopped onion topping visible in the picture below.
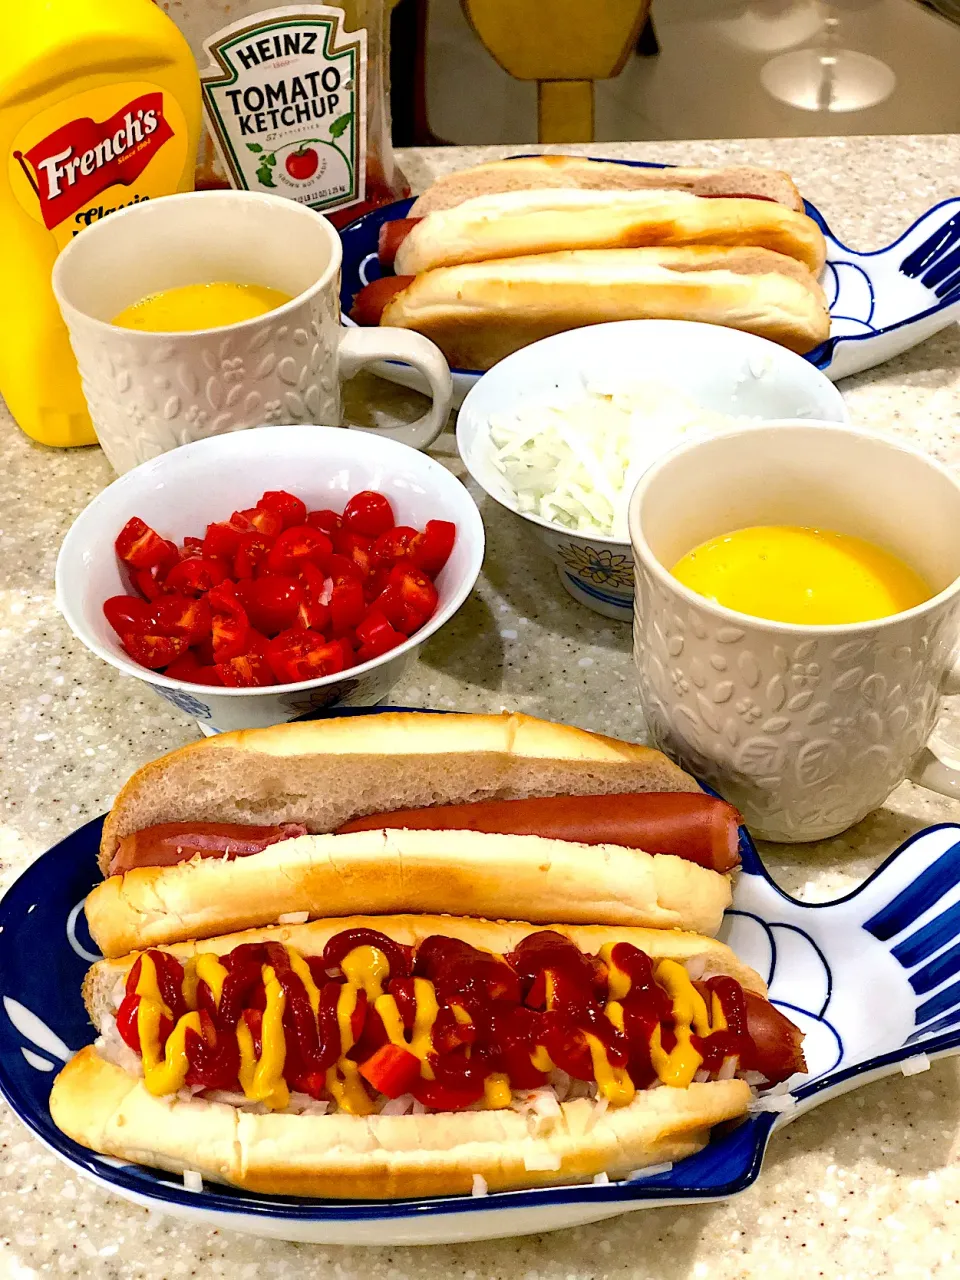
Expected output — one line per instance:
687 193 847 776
380 1094 415 1116
487 380 745 539
627 1162 674 1180
592 1171 610 1186
584 1094 609 1133
717 1056 739 1081
471 1174 489 1197
183 1170 203 1192
277 911 310 925
901 1054 931 1076
693 1069 711 1084
683 957 707 981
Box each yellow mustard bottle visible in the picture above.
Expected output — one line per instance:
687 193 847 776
0 0 201 447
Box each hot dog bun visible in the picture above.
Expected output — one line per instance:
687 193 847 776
86 830 732 958
57 916 763 1199
51 1046 749 1198
98 712 700 874
395 188 827 276
379 246 829 369
409 155 805 215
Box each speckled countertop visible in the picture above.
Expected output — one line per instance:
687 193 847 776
3 135 960 1279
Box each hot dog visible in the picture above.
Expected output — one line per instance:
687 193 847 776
336 792 741 873
49 916 806 1198
86 712 742 958
349 275 415 326
378 217 422 267
109 822 307 877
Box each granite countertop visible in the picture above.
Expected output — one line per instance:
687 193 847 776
2 135 960 1278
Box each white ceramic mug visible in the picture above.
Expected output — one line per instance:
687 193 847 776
51 190 453 474
629 421 960 842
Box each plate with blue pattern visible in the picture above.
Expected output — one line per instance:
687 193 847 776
3 729 960 1242
339 156 960 405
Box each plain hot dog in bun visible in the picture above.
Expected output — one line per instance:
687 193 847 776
87 712 742 957
408 155 806 215
387 188 827 276
356 246 829 369
50 915 805 1198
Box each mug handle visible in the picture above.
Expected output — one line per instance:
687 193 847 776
337 326 453 451
909 648 960 799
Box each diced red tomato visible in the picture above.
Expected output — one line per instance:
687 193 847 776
329 575 365 636
333 530 377 578
296 563 332 632
355 610 407 662
207 583 250 662
121 632 189 670
233 532 274 580
151 594 212 645
267 526 333 575
306 509 342 536
236 576 304 636
103 595 154 636
359 1043 421 1098
267 629 346 683
115 517 178 571
343 491 395 539
182 536 205 558
166 650 222 685
203 521 244 562
377 565 439 634
258 490 307 530
411 1075 485 1111
134 566 166 601
411 520 456 577
372 525 419 566
216 652 275 687
164 558 228 597
239 506 283 538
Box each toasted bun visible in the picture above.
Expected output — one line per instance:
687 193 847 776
98 712 700 875
396 188 827 276
85 827 732 957
50 1045 750 1198
410 156 804 215
381 246 830 369
81 914 768 1031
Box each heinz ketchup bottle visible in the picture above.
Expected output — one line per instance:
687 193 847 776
184 2 409 226
0 0 201 447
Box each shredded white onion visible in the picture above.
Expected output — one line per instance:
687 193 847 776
182 1170 203 1192
487 380 745 539
749 1092 797 1115
693 1069 711 1084
584 1094 609 1133
412 1098 427 1116
471 1174 489 1197
901 1054 931 1076
717 1056 739 1081
592 1171 610 1186
627 1162 674 1180
277 911 310 925
95 1015 143 1078
683 957 708 981
285 1093 330 1116
741 1071 770 1088
380 1094 415 1116
523 1150 562 1172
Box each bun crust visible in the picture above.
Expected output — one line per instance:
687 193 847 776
381 246 829 369
98 712 700 875
85 832 732 957
409 156 805 215
396 188 827 276
50 1046 750 1199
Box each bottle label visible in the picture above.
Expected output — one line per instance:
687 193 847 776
200 5 366 216
9 82 189 250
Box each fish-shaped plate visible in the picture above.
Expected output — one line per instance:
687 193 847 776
3 713 960 1244
339 156 960 405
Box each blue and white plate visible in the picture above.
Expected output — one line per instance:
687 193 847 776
339 156 960 404
3 772 960 1243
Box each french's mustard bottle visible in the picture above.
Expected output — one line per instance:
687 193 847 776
0 0 201 446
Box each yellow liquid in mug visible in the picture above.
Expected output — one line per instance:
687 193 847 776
670 525 933 625
112 282 293 332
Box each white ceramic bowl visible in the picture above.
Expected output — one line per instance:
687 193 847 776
56 426 484 732
456 320 850 621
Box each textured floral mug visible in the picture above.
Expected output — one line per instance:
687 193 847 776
51 190 452 474
629 421 960 842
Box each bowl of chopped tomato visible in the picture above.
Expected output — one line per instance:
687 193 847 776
56 426 484 731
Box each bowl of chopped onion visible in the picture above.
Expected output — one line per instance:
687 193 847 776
456 320 848 620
